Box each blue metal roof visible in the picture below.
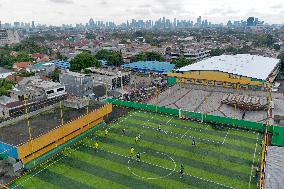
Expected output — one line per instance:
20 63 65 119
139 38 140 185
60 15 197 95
30 62 54 70
51 60 70 69
122 61 175 73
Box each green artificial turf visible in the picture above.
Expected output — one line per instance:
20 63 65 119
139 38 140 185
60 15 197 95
10 110 262 189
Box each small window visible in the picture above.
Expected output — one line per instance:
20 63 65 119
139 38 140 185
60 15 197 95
187 78 194 84
207 80 214 85
46 90 54 95
57 88 64 92
226 82 234 88
195 79 203 85
215 81 223 86
240 84 248 89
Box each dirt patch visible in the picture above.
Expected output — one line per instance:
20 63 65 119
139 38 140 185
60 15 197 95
104 105 132 124
0 101 104 146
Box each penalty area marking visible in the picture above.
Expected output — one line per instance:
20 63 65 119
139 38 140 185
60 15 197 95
101 148 234 189
221 128 230 145
166 117 173 124
127 151 177 180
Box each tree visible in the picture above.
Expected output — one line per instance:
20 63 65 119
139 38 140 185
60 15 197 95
12 38 49 54
119 39 128 44
237 45 251 54
0 79 15 96
210 48 224 56
85 32 96 40
0 51 34 70
277 53 284 71
173 57 193 68
274 44 280 51
131 52 165 62
50 68 61 82
15 52 34 62
70 52 100 72
56 52 67 61
95 49 123 67
17 71 35 77
255 34 275 47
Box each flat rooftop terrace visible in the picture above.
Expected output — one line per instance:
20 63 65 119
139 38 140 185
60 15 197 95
0 101 105 146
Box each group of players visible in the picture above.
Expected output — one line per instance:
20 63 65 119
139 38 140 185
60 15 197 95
94 123 196 178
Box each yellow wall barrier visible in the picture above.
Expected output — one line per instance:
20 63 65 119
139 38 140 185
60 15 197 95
17 104 112 163
21 118 103 164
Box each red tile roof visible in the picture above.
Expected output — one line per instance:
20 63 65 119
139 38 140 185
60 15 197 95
13 62 32 69
6 75 23 83
32 53 44 59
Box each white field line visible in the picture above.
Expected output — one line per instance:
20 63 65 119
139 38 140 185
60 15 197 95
222 128 230 145
136 111 206 133
81 140 234 189
94 146 235 189
11 144 82 189
116 115 222 145
12 113 143 188
166 117 173 124
139 124 222 145
11 118 124 189
136 110 256 134
204 124 209 130
248 133 259 189
181 130 189 139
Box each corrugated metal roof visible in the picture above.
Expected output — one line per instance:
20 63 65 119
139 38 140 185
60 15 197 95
177 54 280 80
123 61 175 73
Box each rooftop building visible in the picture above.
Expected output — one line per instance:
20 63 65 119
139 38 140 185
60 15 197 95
52 60 70 70
87 67 131 90
0 67 14 79
0 29 20 46
177 54 280 81
182 49 211 61
13 62 33 71
169 54 281 90
122 61 175 74
59 71 94 97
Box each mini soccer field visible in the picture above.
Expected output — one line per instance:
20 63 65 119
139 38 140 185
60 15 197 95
10 110 262 189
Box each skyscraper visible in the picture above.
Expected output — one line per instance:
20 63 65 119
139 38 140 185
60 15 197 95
89 18 95 28
247 17 255 26
173 18 177 28
197 16 202 26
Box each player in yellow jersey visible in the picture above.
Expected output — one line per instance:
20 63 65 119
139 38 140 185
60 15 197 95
104 128 109 137
130 147 135 157
95 142 99 152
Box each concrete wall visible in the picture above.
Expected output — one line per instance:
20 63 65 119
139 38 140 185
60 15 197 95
59 73 93 97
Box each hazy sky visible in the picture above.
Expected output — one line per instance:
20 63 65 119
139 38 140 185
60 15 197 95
0 0 284 25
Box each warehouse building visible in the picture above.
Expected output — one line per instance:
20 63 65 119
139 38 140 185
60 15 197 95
168 54 280 90
122 61 175 74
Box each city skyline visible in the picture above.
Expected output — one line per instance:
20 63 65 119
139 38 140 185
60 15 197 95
0 0 284 26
